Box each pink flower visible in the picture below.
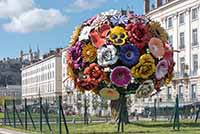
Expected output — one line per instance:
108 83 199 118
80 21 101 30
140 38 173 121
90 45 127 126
156 59 169 80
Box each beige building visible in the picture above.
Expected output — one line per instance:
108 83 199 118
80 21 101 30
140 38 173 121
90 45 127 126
0 85 21 99
21 49 62 103
132 0 200 113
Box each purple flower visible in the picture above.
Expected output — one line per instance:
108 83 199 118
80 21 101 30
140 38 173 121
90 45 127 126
68 41 85 70
110 66 131 87
119 44 140 67
110 15 128 26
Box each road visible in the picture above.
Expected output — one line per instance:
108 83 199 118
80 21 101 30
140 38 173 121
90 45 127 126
0 128 28 134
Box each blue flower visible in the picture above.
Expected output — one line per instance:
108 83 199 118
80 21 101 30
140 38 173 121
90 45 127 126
110 15 128 26
119 44 140 67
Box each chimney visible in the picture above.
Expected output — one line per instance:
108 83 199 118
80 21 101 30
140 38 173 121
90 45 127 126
155 0 162 8
144 0 150 14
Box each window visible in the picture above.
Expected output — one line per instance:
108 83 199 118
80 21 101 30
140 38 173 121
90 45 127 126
179 32 185 49
167 17 173 28
167 87 172 100
63 57 66 64
180 57 185 76
179 13 184 24
178 85 184 99
192 8 198 20
192 29 198 46
191 84 197 99
168 35 173 45
192 54 198 75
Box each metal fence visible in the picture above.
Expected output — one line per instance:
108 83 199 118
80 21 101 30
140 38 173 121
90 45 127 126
3 95 200 133
3 96 110 134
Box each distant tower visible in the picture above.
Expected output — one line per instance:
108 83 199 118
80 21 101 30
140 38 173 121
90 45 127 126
20 50 23 62
29 47 33 63
37 45 40 59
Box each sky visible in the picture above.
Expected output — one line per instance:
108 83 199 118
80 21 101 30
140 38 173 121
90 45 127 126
0 0 144 59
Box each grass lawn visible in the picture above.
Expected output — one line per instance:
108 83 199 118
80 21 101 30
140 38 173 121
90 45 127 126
1 120 200 134
0 113 4 119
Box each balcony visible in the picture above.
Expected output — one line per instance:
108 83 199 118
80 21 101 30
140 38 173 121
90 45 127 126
190 71 198 77
174 72 189 79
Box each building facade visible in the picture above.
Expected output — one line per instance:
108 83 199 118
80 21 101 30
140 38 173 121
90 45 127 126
0 85 21 99
21 49 62 103
132 0 200 113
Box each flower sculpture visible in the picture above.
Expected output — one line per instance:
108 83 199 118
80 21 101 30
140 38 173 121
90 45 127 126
67 9 175 132
67 9 175 99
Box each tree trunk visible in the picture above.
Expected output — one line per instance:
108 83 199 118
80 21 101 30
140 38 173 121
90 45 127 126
110 96 129 124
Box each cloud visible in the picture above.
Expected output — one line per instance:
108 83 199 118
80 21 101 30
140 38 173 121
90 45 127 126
66 0 107 12
0 0 34 18
3 8 67 33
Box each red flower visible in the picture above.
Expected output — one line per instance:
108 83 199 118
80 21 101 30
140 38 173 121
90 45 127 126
126 23 151 49
76 78 98 91
84 63 104 83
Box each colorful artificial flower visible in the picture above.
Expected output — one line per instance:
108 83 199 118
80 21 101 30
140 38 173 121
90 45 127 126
131 54 155 79
91 15 109 29
76 78 98 91
78 26 92 41
90 30 106 48
109 26 128 46
84 63 104 84
119 44 140 67
164 44 174 66
66 9 174 99
148 37 165 58
110 66 131 87
100 9 121 16
163 47 175 85
135 80 154 98
68 41 85 70
67 66 75 80
83 16 97 25
126 22 151 49
99 88 120 100
156 59 169 80
82 43 97 62
69 26 81 46
148 21 168 42
139 54 155 64
110 15 128 26
97 45 118 66
99 24 111 38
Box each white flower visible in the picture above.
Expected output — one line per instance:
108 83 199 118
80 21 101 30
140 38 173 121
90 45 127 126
135 80 154 98
100 9 121 17
78 26 91 41
91 15 108 29
97 45 118 66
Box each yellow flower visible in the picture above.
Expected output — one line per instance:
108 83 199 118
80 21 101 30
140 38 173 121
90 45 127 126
69 26 81 46
164 73 173 85
139 54 155 63
82 43 97 62
109 26 128 46
67 66 75 80
131 54 156 79
148 21 168 43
